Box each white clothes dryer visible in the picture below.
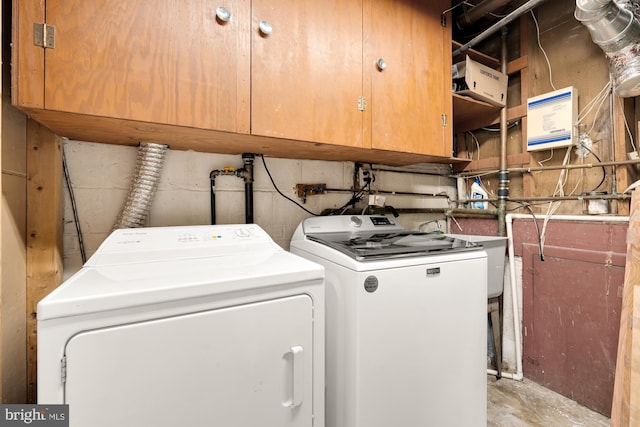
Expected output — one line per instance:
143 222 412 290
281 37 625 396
38 224 324 427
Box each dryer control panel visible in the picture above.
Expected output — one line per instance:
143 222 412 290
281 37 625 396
85 224 277 266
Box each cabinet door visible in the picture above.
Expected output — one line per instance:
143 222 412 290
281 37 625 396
41 0 251 133
251 0 365 147
64 295 314 427
365 0 452 156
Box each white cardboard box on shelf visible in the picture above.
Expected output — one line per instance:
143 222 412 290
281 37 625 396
452 55 508 107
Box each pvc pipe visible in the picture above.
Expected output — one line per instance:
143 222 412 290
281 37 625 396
504 214 524 381
501 213 629 380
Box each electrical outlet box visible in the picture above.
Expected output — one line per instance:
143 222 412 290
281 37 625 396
296 184 326 199
368 195 386 207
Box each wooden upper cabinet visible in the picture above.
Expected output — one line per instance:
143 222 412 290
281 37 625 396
365 0 452 157
250 0 365 148
15 0 252 134
12 0 457 164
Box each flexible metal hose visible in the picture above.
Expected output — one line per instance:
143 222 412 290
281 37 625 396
113 142 169 230
576 0 640 96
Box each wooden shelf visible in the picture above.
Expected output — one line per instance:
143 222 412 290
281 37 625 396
451 41 501 133
452 41 500 68
452 93 501 133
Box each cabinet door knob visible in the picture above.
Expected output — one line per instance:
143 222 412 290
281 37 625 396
376 58 387 71
259 20 273 36
216 6 231 22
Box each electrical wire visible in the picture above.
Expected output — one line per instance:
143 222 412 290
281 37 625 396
62 142 87 264
260 155 375 217
480 120 520 132
538 146 572 257
259 155 320 216
467 131 481 160
334 179 372 215
441 1 475 17
578 143 607 192
530 10 557 91
576 79 612 127
521 202 544 261
536 149 555 168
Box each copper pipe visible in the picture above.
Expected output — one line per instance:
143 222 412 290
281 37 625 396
455 158 640 177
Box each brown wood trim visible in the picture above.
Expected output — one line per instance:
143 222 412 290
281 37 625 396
457 152 531 172
507 55 528 75
452 40 500 69
12 0 45 109
26 120 63 403
611 188 640 425
21 108 462 167
485 104 527 127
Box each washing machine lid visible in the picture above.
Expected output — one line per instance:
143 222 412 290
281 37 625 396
306 231 479 261
295 215 479 261
38 225 324 320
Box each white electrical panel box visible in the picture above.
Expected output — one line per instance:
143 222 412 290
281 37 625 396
527 86 578 151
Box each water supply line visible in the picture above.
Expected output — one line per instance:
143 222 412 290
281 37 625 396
209 153 255 225
575 0 640 97
497 27 509 237
113 142 169 230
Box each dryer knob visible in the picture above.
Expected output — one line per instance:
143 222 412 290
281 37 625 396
349 216 363 227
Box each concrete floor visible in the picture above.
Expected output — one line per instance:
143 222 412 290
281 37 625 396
488 376 611 426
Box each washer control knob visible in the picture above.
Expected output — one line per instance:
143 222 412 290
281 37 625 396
234 228 251 238
349 216 363 227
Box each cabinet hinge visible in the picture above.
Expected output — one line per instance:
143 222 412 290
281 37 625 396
441 15 447 27
61 356 67 384
34 23 56 49
441 114 448 127
357 96 367 112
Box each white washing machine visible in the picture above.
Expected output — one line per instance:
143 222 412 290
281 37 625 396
290 215 487 427
38 224 324 427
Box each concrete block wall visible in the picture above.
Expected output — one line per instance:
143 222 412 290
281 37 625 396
62 140 457 275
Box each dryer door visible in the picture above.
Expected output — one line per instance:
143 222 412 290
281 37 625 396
63 294 314 427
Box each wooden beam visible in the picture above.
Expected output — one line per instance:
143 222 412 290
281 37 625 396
613 96 631 215
611 188 640 425
0 0 3 399
631 285 640 425
507 55 528 75
26 120 63 403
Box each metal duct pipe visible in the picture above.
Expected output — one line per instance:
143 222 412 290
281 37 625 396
113 142 169 230
453 0 549 57
576 0 640 96
457 0 513 29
